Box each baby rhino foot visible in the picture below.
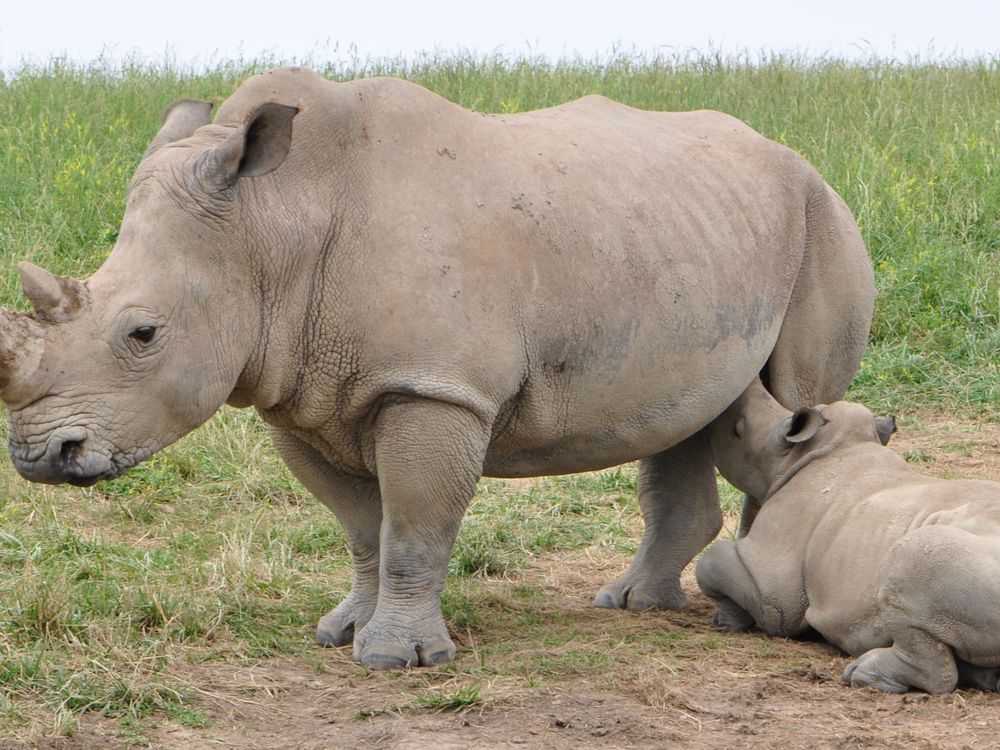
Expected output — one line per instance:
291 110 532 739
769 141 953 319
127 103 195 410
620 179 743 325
315 592 376 647
593 574 686 611
843 645 957 694
353 615 456 670
711 602 755 631
843 649 911 693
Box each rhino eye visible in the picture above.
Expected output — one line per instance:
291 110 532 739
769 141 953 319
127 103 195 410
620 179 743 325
129 326 157 344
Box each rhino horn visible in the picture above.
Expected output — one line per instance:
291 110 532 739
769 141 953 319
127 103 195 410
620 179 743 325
144 99 215 159
0 309 45 402
200 101 299 189
18 262 91 323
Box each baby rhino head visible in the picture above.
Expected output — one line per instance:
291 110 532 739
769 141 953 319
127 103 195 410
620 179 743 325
708 379 895 500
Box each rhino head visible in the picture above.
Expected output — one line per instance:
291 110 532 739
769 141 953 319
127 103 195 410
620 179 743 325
0 97 299 486
708 378 895 501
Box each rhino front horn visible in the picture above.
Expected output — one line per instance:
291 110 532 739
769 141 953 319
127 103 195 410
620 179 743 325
18 262 90 323
0 308 45 404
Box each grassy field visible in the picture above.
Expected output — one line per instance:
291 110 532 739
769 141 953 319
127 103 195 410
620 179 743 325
0 53 997 742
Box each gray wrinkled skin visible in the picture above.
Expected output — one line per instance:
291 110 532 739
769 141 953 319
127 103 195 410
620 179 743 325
0 67 874 670
699 379 1000 694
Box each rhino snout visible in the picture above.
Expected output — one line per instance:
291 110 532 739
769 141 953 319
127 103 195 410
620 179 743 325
11 426 114 486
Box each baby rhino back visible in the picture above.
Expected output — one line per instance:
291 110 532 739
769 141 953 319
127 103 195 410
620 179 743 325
914 480 1000 536
808 450 1000 691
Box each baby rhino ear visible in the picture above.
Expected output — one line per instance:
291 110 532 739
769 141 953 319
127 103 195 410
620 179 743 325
874 416 897 446
781 406 826 445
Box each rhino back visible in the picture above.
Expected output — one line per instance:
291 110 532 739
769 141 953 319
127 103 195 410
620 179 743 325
221 71 842 476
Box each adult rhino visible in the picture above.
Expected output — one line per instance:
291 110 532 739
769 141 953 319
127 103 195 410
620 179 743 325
698 379 1000 693
0 67 873 669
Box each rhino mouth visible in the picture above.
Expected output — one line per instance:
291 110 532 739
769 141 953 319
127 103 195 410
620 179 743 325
66 473 105 488
62 456 142 487
8 430 151 487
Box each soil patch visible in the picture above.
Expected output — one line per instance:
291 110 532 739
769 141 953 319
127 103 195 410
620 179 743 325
9 413 1000 750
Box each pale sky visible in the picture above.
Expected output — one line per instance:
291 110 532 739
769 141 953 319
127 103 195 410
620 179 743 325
0 0 997 70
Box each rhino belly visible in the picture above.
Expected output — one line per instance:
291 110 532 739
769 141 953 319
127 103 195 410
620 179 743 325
482 328 776 477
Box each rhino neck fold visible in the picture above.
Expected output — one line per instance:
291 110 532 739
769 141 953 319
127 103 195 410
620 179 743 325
228 221 346 413
762 443 838 503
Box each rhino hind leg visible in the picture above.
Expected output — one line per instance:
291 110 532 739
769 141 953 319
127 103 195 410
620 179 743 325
594 430 722 611
842 632 958 694
269 427 382 647
845 526 1000 693
761 184 874 413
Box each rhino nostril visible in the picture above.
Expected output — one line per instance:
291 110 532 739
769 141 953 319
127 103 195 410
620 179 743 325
59 438 84 462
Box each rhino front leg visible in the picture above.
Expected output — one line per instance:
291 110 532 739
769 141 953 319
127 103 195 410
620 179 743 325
694 539 758 630
353 398 490 670
594 431 722 610
269 428 382 646
696 536 809 635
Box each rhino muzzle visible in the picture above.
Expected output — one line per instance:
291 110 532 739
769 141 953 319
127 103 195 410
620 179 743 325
10 426 116 486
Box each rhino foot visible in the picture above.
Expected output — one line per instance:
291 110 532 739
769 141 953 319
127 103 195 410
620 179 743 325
352 616 456 670
315 592 376 647
593 576 686 611
842 650 911 693
843 645 957 694
711 604 755 631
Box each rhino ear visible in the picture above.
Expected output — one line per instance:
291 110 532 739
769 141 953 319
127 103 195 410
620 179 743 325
782 406 827 445
18 262 91 323
144 99 214 159
201 101 299 188
874 416 897 446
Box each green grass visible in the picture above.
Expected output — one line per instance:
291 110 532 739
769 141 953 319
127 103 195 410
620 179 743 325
0 52 997 741
1 52 996 413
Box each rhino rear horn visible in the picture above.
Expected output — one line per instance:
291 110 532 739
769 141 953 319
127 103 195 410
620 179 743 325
0 309 45 402
18 262 90 323
782 406 827 445
144 99 215 158
201 101 299 188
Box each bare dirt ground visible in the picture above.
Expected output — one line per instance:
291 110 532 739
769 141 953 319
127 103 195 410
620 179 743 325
10 413 1000 750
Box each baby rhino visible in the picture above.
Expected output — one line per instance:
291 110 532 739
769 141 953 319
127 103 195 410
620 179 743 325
697 379 1000 693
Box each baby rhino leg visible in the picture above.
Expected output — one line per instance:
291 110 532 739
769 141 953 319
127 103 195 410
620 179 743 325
843 630 957 694
696 538 808 635
695 540 757 631
957 660 1000 692
845 526 1000 693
